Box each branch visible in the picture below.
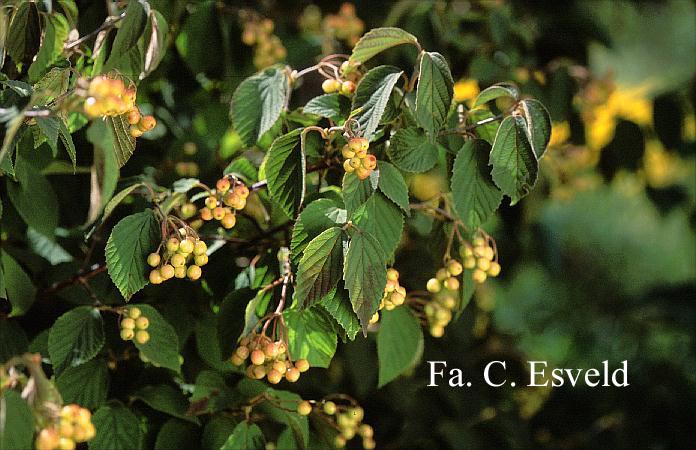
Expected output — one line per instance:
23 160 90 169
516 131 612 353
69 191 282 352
64 11 127 51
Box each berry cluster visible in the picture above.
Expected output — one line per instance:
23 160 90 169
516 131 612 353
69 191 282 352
323 3 365 47
240 14 287 69
426 259 463 293
296 399 374 449
370 268 406 324
126 108 156 138
35 405 95 450
460 236 500 284
196 178 250 229
147 235 208 284
341 137 377 180
322 77 356 97
231 334 310 384
424 290 457 338
119 307 150 344
82 76 135 118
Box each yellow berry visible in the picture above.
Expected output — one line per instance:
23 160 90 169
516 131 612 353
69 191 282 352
297 401 312 416
340 80 356 95
135 316 149 330
147 253 161 267
221 213 237 229
356 167 371 180
484 246 495 261
179 239 194 254
253 365 266 379
216 178 231 193
446 260 463 276
194 254 208 266
205 196 218 209
477 258 491 271
130 126 143 138
135 330 150 344
267 369 283 384
334 435 346 448
341 145 356 159
363 437 376 449
212 206 226 221
149 269 163 285
171 253 186 268
121 318 135 329
187 265 202 280
200 208 213 221
127 108 141 125
369 312 380 324
323 401 337 415
464 256 477 269
488 261 501 277
473 246 486 258
166 238 180 253
181 203 197 218
250 349 265 365
120 328 134 340
386 268 399 281
285 367 301 382
430 325 445 337
36 428 60 450
444 277 460 291
193 240 207 255
472 269 487 284
57 438 76 450
128 307 142 319
160 264 175 280
295 359 310 372
343 159 355 173
359 424 374 438
426 278 441 293
139 115 156 131
174 266 187 278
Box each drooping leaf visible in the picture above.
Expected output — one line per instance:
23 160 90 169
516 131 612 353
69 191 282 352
473 82 520 107
377 307 424 387
6 2 41 66
105 210 160 300
90 402 143 450
451 139 503 229
141 10 168 79
195 313 235 372
342 171 378 214
28 13 69 82
231 68 288 146
303 93 350 122
415 52 453 136
387 127 439 172
103 0 147 76
376 161 410 214
131 304 181 373
348 27 419 67
265 129 306 218
1 251 36 317
290 198 347 267
352 192 404 260
344 231 387 332
284 308 338 368
489 116 538 205
56 359 110 410
133 384 199 424
320 286 361 341
105 114 136 168
48 306 105 374
519 99 552 159
352 65 403 140
295 227 345 309
0 390 34 450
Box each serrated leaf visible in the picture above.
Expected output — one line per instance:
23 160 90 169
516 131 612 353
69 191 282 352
377 307 424 387
0 390 34 450
105 114 137 168
172 178 200 193
351 66 403 140
473 82 520 107
451 139 502 229
290 199 347 267
519 99 552 159
201 416 237 450
1 251 36 317
224 158 258 182
319 286 361 341
56 359 109 410
342 171 378 214
489 116 538 205
467 108 499 144
155 419 201 450
387 127 439 172
90 402 143 450
376 161 410 214
344 231 387 332
295 227 345 308
265 129 306 218
455 268 476 319
105 210 160 300
303 94 349 122
28 13 69 82
131 304 181 373
32 67 70 105
102 183 143 220
415 52 453 135
221 422 265 450
134 384 199 424
231 68 288 146
6 2 41 66
284 307 338 369
352 192 404 260
103 0 147 76
48 306 105 374
348 27 419 66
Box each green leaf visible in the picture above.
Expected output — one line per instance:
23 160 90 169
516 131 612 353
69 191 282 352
344 231 387 332
48 306 105 374
387 127 439 172
303 94 349 122
295 227 345 309
155 419 201 450
352 192 404 260
348 27 419 66
32 67 71 105
467 109 499 144
56 359 109 410
489 116 538 205
131 304 182 373
231 68 288 146
284 307 338 368
105 210 160 300
265 129 306 218
102 183 143 222
290 198 347 267
217 288 255 359
190 371 236 414
352 65 403 140
105 114 137 168
456 268 476 318
319 286 361 341
103 0 147 76
141 10 168 79
85 120 120 224
28 13 69 82
0 319 28 362
415 52 453 135
342 171 378 214
0 390 34 450
6 2 40 66
376 161 410 214
195 313 235 372
6 133 58 239
473 82 520 107
451 139 503 229
90 402 143 450
134 384 200 424
221 421 265 450
27 227 73 265
519 99 552 159
1 251 36 317
377 307 424 387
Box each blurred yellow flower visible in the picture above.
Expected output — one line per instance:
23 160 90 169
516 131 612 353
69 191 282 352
548 121 571 147
453 79 480 104
643 139 689 188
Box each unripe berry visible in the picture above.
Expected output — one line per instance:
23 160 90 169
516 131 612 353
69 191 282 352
171 253 186 268
181 203 197 218
341 145 356 159
322 78 340 93
440 296 457 309
436 268 449 281
147 253 161 267
129 307 142 319
359 424 374 438
472 269 487 284
363 438 376 449
488 261 501 277
477 258 491 271
186 265 202 280
435 307 452 323
369 312 380 324
473 246 486 258
135 330 150 344
174 266 186 278
130 126 144 138
179 239 195 254
295 359 310 372
120 328 135 340
426 278 441 293
160 264 175 280
356 167 371 180
127 108 141 125
343 159 355 173
386 268 399 281
297 401 312 416
350 406 364 422
139 115 156 131
192 240 207 256
334 436 346 448
121 318 135 330
231 354 244 366
285 367 300 382
235 346 250 360
444 277 460 291
472 237 485 247
484 246 495 261
446 260 463 276
390 291 405 306
167 238 180 253
216 178 231 193
213 206 226 221
250 349 265 365
341 427 356 440
135 316 149 330
430 325 445 337
200 208 213 221
221 214 237 229
340 80 356 95
349 157 362 169
323 401 337 415
194 254 208 266
267 369 283 384
460 245 474 258
464 256 477 269
149 269 163 285
205 196 218 209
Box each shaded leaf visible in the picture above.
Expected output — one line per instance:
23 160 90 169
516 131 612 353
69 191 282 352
56 359 109 409
231 68 288 146
352 66 403 140
519 99 552 159
131 304 181 373
90 402 143 450
415 52 453 135
376 161 410 214
344 231 387 332
48 306 105 374
352 192 404 260
265 129 306 218
1 251 36 317
489 116 538 205
377 307 424 387
349 27 419 66
387 127 439 172
473 82 519 107
134 384 199 424
320 286 361 341
284 308 338 368
295 227 345 308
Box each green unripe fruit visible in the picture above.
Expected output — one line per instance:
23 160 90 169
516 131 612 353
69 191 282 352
135 316 149 330
128 307 141 319
297 401 312 416
426 278 441 293
323 401 337 415
146 253 160 267
166 238 180 253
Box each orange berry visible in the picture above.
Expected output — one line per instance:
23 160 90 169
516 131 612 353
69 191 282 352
356 167 371 180
160 264 175 280
250 349 265 365
130 126 143 138
127 108 141 125
267 369 283 384
285 367 300 382
149 269 163 285
213 206 226 221
295 359 310 372
205 196 218 209
340 80 356 95
221 213 237 229
472 269 487 284
216 178 231 193
200 208 213 221
139 115 156 131
135 330 150 344
233 183 250 198
444 277 459 291
36 428 60 450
